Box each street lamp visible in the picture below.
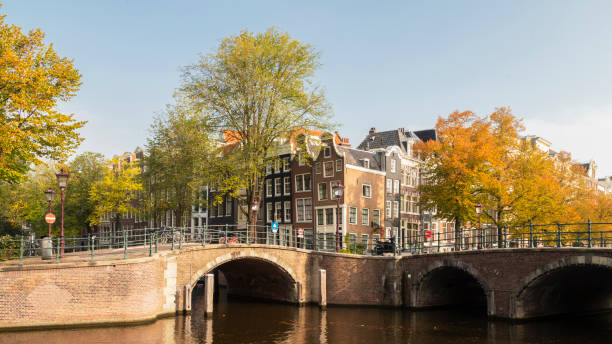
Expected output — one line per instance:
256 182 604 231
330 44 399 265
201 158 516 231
334 183 345 252
250 200 258 243
43 188 56 238
55 168 70 256
475 203 483 249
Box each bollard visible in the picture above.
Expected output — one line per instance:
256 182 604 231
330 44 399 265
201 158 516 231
587 219 592 248
204 273 214 317
19 236 24 266
319 269 327 310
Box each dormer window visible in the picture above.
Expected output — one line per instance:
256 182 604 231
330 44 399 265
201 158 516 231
360 159 370 168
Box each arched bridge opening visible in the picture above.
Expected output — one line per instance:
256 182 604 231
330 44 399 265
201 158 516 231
414 266 488 314
191 257 300 313
515 262 612 319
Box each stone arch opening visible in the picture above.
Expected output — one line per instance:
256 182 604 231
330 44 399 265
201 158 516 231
514 259 612 319
414 266 488 313
192 256 299 305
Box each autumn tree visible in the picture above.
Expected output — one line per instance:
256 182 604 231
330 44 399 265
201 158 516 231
180 28 331 236
144 100 214 227
0 6 84 182
88 159 142 237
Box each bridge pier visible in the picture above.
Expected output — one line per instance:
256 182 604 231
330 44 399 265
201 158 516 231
183 284 192 314
204 273 214 317
319 269 327 309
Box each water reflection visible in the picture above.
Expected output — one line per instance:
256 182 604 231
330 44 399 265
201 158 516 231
0 289 610 344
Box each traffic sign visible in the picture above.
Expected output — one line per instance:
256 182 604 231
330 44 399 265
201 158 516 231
45 213 56 224
271 222 279 232
297 227 304 238
425 230 432 238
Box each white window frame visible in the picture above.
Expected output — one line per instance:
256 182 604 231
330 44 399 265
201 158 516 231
393 180 400 194
284 201 291 222
324 146 331 157
266 163 273 175
362 184 372 198
372 209 380 227
284 176 291 195
329 181 339 200
296 198 312 223
361 208 369 225
315 162 321 174
318 182 328 201
283 158 290 171
323 161 334 178
266 202 273 222
336 159 342 171
275 201 282 222
295 174 311 192
275 178 282 196
386 201 392 218
386 178 392 193
298 152 305 166
393 201 399 218
391 159 396 173
349 207 357 224
266 179 273 197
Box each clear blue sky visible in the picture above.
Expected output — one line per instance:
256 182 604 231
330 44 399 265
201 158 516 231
3 1 611 176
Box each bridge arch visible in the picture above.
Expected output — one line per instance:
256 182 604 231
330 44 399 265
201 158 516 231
511 255 612 319
411 259 492 314
189 250 301 303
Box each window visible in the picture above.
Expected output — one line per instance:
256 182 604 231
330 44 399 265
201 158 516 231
283 158 290 171
225 197 232 216
361 234 369 246
315 163 321 174
372 209 380 227
336 159 342 171
317 209 325 226
323 161 334 177
284 201 291 222
298 152 305 166
386 178 392 193
217 202 223 217
349 207 357 224
274 160 280 173
393 201 399 218
393 180 400 194
391 159 396 173
326 208 334 225
360 159 370 168
275 202 282 222
296 198 312 222
318 183 328 200
295 174 311 192
284 177 291 195
266 203 273 222
266 179 273 197
275 178 282 196
330 181 339 199
266 163 273 175
361 208 369 225
362 184 371 198
324 146 331 157
386 201 392 218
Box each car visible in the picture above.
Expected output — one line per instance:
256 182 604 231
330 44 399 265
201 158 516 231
373 237 395 255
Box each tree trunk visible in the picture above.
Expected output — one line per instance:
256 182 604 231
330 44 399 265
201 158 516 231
454 218 462 251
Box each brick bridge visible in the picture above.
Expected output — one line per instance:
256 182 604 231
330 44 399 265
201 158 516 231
0 245 611 329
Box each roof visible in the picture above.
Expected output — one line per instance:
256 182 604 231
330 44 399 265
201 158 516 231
413 129 437 142
337 146 382 171
356 129 404 151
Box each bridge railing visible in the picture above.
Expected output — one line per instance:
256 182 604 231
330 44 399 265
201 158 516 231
1 221 611 263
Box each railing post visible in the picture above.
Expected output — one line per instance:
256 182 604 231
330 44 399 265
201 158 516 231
529 221 534 248
557 224 562 247
155 231 158 253
55 237 60 263
19 236 24 266
149 232 153 256
91 236 95 263
587 219 592 248
123 231 127 259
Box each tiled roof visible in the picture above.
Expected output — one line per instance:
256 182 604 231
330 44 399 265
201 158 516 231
357 129 404 151
413 129 437 142
338 146 382 170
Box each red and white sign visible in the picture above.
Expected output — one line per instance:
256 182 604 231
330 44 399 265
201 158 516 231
425 230 432 238
297 228 304 238
45 213 56 224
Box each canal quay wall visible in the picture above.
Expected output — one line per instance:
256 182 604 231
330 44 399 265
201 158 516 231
0 245 611 329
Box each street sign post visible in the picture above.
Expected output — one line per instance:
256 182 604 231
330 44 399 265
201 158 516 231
425 230 432 239
271 222 279 232
45 213 56 224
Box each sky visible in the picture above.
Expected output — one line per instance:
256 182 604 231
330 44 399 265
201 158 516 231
2 0 612 177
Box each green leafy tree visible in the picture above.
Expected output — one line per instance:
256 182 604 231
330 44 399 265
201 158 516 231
144 100 214 227
180 28 332 232
0 6 84 183
88 158 142 235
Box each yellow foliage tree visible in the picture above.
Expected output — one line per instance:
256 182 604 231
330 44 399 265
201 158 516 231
0 7 84 183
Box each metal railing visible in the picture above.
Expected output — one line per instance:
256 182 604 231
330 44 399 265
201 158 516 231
0 221 610 264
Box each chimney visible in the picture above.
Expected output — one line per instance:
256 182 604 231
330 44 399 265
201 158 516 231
369 127 376 135
398 128 405 134
341 138 351 147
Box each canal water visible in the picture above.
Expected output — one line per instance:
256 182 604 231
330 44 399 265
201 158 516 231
1 287 610 344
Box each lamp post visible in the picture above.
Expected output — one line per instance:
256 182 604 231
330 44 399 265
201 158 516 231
475 203 482 249
334 183 344 252
55 169 70 256
250 200 258 243
43 188 56 238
